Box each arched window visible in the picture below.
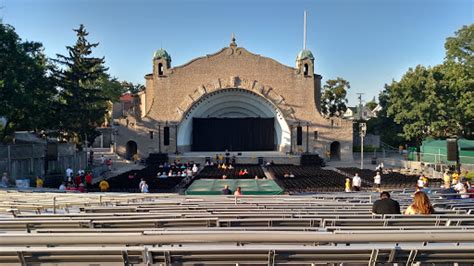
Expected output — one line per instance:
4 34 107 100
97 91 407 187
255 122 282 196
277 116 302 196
303 63 309 76
158 63 164 76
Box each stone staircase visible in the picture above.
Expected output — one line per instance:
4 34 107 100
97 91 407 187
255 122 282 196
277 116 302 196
89 148 144 183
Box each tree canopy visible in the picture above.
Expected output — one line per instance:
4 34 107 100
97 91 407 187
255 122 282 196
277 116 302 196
0 23 56 143
384 24 474 144
320 77 350 118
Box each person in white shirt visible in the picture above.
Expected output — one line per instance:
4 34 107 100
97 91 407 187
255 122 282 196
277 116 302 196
373 172 381 191
139 178 146 191
65 167 73 178
192 164 198 175
454 181 464 192
141 181 149 193
352 173 362 191
59 182 66 191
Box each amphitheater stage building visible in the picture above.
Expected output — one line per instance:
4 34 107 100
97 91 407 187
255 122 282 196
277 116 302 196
113 37 353 162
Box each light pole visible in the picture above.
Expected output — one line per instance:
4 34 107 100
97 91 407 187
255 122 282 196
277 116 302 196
360 122 366 170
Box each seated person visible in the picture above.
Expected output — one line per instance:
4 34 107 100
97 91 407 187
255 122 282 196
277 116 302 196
159 172 168 178
234 186 242 196
222 175 228 179
221 185 232 195
288 172 295 178
404 191 434 215
228 164 234 170
372 191 401 214
440 186 458 199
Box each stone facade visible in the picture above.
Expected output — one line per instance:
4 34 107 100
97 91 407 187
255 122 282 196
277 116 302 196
114 39 353 160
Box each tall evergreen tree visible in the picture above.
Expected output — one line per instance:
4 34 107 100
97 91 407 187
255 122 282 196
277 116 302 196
53 24 109 147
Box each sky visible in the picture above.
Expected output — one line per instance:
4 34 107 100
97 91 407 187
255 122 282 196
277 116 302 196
1 0 473 105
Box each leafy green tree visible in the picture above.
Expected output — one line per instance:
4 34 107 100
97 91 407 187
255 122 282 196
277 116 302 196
53 24 112 147
121 81 144 94
445 24 473 71
0 23 56 143
366 87 405 147
385 25 474 144
321 78 350 118
443 24 474 138
365 97 378 111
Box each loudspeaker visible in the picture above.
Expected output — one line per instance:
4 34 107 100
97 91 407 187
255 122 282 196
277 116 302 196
46 143 58 161
447 139 458 161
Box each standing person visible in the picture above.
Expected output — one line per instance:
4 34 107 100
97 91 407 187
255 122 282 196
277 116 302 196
88 150 94 166
106 159 113 171
344 178 351 192
65 166 73 181
1 172 9 188
100 155 106 165
372 191 401 214
234 186 242 196
35 176 44 188
352 173 362 191
75 174 82 187
192 164 198 175
443 170 451 188
221 185 232 195
373 172 381 191
417 175 425 189
99 179 109 192
85 172 93 187
140 181 149 193
452 171 459 185
404 191 435 215
139 178 146 191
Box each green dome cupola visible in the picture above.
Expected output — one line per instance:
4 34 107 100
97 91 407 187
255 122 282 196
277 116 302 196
296 49 314 61
153 48 171 62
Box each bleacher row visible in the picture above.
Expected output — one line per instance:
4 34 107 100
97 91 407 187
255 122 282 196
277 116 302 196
96 165 190 193
0 190 473 264
268 165 346 192
338 167 443 189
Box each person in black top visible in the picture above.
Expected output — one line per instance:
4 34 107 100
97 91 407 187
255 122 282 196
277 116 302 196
372 191 401 214
221 185 232 195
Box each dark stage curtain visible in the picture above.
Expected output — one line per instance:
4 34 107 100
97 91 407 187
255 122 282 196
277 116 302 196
192 118 275 151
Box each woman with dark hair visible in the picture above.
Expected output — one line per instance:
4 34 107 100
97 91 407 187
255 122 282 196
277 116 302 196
234 186 242 196
404 191 435 215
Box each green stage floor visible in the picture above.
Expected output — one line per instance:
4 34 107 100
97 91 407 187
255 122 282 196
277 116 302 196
185 179 283 195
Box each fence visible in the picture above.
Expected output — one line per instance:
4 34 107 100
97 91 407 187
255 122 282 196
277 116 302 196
404 151 474 173
0 143 86 180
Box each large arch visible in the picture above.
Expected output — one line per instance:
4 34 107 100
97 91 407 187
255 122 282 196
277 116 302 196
125 140 138 160
177 88 291 152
